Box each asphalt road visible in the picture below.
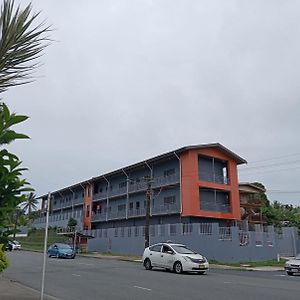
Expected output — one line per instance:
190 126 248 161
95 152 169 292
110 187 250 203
3 251 300 300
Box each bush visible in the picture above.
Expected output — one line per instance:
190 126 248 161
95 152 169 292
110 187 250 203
0 244 9 272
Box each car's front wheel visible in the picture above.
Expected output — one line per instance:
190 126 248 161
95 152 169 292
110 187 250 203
144 258 152 270
174 261 183 274
287 271 294 276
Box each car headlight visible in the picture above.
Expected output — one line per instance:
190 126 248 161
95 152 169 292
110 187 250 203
285 263 291 267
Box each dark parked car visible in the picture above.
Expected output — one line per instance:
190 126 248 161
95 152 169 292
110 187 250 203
48 243 76 259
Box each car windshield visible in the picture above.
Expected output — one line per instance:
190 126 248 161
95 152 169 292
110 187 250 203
58 245 72 250
171 245 196 254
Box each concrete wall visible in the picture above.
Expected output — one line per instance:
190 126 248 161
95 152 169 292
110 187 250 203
87 223 299 262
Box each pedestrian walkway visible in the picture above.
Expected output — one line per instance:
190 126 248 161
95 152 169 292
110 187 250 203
0 276 58 300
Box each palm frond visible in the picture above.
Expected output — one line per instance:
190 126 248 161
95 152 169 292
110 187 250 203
0 0 51 93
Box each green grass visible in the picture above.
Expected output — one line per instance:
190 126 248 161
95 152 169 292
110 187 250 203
17 228 68 252
209 258 287 267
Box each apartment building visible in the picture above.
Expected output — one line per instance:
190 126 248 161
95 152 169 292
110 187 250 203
36 143 246 230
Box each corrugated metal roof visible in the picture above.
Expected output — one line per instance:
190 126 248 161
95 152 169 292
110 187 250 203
38 143 246 198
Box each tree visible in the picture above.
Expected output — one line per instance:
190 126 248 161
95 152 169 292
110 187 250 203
68 217 77 229
0 0 49 271
21 192 38 216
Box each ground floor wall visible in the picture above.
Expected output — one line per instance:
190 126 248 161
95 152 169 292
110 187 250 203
86 223 299 263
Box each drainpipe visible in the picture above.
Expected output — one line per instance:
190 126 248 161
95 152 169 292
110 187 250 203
122 169 129 219
103 176 110 222
173 152 182 215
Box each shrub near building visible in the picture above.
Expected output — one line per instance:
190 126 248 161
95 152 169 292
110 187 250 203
0 244 9 272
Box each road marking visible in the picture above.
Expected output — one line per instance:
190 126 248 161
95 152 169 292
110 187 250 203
79 263 93 266
224 282 232 284
274 274 286 277
72 274 81 277
133 286 152 291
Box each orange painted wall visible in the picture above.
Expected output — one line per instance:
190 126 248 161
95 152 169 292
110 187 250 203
83 183 92 230
181 148 241 221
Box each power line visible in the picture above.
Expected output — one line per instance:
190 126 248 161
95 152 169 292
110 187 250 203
239 158 300 171
247 152 300 164
267 190 300 194
239 165 300 175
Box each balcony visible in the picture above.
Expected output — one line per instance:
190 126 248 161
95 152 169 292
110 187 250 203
91 204 179 222
199 172 230 185
52 198 84 211
93 174 180 201
152 204 179 215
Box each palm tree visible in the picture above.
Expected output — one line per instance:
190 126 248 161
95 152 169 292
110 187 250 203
21 192 38 216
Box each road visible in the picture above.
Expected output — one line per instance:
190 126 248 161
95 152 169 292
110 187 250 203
3 251 300 300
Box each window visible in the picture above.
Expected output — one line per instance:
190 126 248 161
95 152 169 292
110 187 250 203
149 244 162 252
162 245 173 253
136 202 140 209
199 188 231 213
198 155 228 184
99 188 103 193
86 205 90 217
164 168 175 177
164 196 175 206
119 181 127 189
93 183 99 194
129 202 133 210
118 204 126 211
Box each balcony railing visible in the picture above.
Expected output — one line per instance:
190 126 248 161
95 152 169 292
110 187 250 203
199 172 230 185
91 204 179 222
93 175 180 201
152 204 179 215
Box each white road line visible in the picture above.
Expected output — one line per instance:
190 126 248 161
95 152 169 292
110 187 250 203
274 275 286 277
223 282 232 284
133 286 152 291
72 274 81 277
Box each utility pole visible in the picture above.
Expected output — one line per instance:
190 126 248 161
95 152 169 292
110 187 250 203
144 176 153 249
41 192 51 300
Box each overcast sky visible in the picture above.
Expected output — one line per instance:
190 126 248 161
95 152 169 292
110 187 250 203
6 0 300 206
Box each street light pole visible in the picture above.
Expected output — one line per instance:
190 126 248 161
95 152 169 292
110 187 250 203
40 192 51 300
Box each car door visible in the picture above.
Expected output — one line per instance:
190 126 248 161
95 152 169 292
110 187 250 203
148 244 162 267
161 245 176 268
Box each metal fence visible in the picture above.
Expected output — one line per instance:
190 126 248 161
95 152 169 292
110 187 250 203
87 223 300 262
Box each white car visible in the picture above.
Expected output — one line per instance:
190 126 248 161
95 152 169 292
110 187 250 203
284 254 300 276
11 240 21 250
142 242 209 274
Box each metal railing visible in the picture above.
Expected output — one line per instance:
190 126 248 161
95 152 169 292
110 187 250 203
199 172 230 185
219 227 232 241
92 174 180 201
152 204 179 215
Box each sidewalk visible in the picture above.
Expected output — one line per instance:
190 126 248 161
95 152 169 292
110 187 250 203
0 276 58 300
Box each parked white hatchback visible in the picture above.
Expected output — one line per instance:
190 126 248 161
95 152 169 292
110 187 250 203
284 254 300 276
142 242 209 274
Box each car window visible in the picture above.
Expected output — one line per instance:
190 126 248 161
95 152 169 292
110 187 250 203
149 244 162 252
171 245 196 254
162 245 173 253
295 254 300 260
